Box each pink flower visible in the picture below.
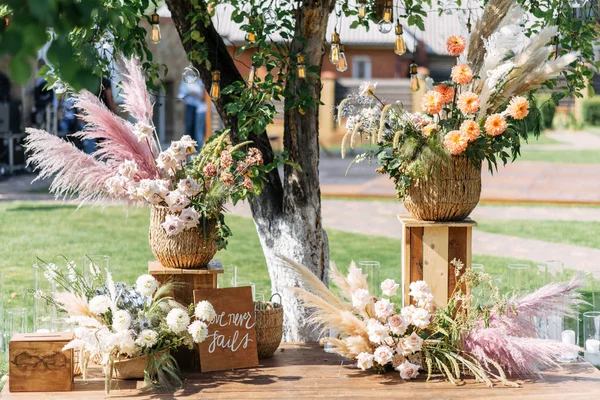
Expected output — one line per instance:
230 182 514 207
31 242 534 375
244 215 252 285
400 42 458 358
243 176 254 191
434 84 454 103
421 91 443 115
165 189 190 212
352 288 371 310
161 214 184 236
220 171 235 187
457 92 480 115
460 120 481 142
367 318 389 344
220 150 234 168
203 163 217 178
507 96 530 120
485 114 508 136
446 35 466 56
403 332 424 353
388 315 407 336
397 360 420 380
451 64 473 85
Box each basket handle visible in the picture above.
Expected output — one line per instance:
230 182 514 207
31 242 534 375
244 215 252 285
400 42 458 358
270 293 282 304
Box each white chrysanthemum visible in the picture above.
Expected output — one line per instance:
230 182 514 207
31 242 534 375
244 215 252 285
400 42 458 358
166 308 190 334
136 274 158 297
188 320 209 343
119 332 138 357
351 288 371 310
194 300 216 322
112 310 132 332
356 352 374 371
135 329 159 348
89 295 111 315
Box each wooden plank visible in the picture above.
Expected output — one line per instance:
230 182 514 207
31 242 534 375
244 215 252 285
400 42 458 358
148 259 224 275
465 226 473 298
408 227 423 306
422 226 449 308
401 225 411 307
398 214 477 228
447 227 468 299
3 343 600 399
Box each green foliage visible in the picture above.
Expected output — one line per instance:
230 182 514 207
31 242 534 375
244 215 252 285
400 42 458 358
582 97 600 126
536 94 557 130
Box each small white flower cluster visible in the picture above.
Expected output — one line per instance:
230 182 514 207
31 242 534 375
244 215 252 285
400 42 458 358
350 278 435 380
165 300 216 344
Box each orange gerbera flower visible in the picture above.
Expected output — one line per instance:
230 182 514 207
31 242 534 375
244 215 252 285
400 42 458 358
485 114 508 136
422 123 439 137
421 91 443 115
446 35 466 56
434 84 455 104
451 64 473 85
457 92 480 115
507 96 530 120
444 130 468 155
460 120 481 142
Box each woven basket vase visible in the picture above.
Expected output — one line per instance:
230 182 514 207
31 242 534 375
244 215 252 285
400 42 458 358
113 350 167 380
254 298 284 359
149 206 218 269
403 155 481 222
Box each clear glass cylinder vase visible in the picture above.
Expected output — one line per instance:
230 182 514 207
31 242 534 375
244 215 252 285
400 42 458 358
359 261 381 297
584 311 600 366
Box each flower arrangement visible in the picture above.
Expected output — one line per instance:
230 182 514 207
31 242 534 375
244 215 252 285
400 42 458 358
33 258 216 393
338 5 579 199
24 57 278 249
281 256 584 385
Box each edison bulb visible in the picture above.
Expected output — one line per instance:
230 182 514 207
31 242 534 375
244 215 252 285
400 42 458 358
336 51 348 72
182 64 200 84
297 54 306 79
210 71 221 100
151 24 161 44
358 6 366 18
329 43 340 65
410 75 420 91
383 8 392 22
394 24 406 55
378 20 393 34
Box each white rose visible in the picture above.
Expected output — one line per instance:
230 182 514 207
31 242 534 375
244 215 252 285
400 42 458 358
165 190 191 213
397 360 420 380
402 332 424 354
409 281 431 301
135 329 158 348
373 345 394 365
381 279 399 297
179 135 198 155
136 274 158 297
366 318 389 344
188 320 209 343
161 214 184 236
166 308 190 334
400 305 416 325
351 288 371 310
374 299 394 320
89 295 111 315
168 141 187 162
105 175 126 196
118 159 138 179
133 122 154 142
156 151 180 175
112 310 132 332
356 352 375 371
180 207 201 229
194 300 217 322
387 314 407 336
177 177 201 197
136 179 155 198
410 308 431 329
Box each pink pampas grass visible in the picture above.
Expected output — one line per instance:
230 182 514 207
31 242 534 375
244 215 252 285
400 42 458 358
73 90 158 179
463 276 585 376
24 128 116 203
119 57 153 123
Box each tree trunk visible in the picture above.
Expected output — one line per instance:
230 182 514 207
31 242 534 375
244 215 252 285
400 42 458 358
166 0 333 341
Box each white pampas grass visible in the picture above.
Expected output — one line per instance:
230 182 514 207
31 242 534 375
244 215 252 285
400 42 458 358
54 292 94 317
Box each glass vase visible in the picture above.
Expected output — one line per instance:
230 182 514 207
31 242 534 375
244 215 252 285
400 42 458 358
359 261 381 297
557 313 580 363
507 264 531 296
34 265 56 333
584 311 600 366
5 307 28 345
83 255 110 283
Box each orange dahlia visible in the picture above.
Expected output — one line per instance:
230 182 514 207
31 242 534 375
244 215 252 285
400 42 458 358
446 35 466 56
460 120 481 142
444 130 468 155
434 84 455 104
507 96 530 120
485 114 507 136
451 64 473 85
457 92 480 115
421 91 443 115
422 123 439 137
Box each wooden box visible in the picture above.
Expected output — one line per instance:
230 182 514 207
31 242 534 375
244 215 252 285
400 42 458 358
400 215 476 308
9 332 74 392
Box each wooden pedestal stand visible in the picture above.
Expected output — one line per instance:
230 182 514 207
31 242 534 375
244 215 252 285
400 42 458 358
399 215 476 309
148 259 223 371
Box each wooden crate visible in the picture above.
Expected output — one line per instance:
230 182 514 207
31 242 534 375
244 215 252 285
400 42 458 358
399 215 477 308
9 332 74 392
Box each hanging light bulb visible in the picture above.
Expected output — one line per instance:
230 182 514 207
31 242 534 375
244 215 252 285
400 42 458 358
358 0 367 19
297 53 306 79
329 29 341 65
378 0 393 33
247 65 256 87
210 70 221 100
336 45 348 72
378 20 393 34
150 10 161 44
394 22 407 56
409 62 420 92
182 63 200 84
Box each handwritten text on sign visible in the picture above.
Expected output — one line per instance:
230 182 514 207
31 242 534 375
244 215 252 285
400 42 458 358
193 287 259 372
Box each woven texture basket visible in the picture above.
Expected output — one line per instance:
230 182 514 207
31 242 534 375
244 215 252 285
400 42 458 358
148 206 218 269
403 155 481 222
254 294 283 359
113 350 167 380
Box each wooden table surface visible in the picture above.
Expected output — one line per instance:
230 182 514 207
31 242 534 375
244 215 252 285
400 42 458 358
2 342 600 399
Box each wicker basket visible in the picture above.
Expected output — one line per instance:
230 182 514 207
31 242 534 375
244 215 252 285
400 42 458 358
113 350 167 380
403 155 481 222
148 206 218 269
254 294 283 359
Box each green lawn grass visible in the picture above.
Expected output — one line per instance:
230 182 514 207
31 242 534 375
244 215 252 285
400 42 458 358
517 149 600 164
477 219 600 251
